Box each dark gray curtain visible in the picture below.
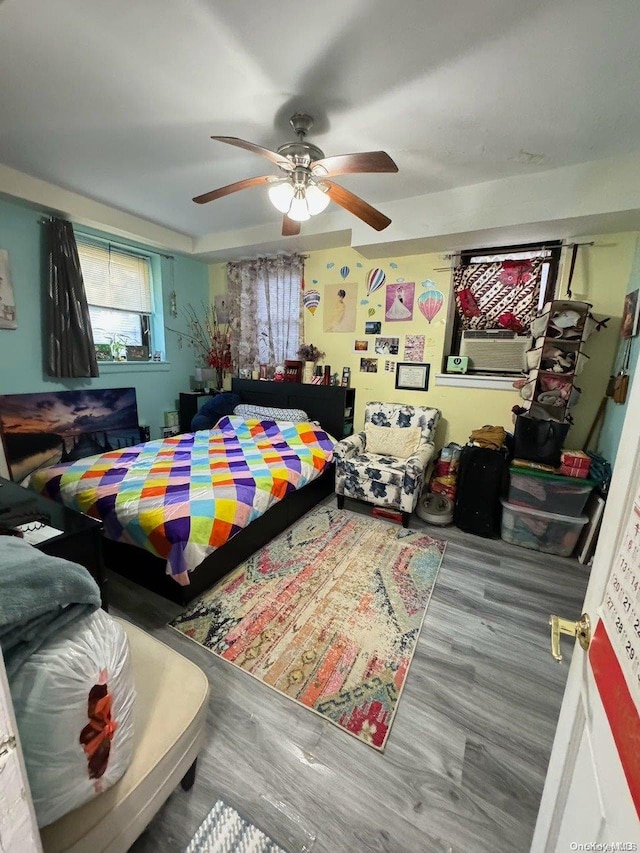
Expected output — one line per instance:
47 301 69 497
46 218 99 377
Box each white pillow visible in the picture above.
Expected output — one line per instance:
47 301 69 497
365 424 422 458
233 403 308 422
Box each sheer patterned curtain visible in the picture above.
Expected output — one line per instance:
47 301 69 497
227 255 304 368
46 218 99 377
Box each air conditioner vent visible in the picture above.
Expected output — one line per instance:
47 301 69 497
460 331 531 373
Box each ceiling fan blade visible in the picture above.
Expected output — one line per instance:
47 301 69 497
312 151 398 178
325 182 392 231
193 175 275 205
282 216 301 237
211 136 293 170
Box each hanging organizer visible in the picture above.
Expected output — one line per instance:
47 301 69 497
518 300 597 424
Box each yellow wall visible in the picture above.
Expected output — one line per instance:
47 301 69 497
209 232 638 449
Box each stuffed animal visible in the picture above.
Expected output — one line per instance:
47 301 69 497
273 364 285 382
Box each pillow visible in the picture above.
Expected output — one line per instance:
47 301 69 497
233 403 308 423
365 424 422 458
191 392 240 431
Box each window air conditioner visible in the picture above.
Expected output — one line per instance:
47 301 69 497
459 330 530 373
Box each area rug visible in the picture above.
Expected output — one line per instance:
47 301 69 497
171 505 445 750
185 799 287 853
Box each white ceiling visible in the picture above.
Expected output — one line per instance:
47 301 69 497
1 0 639 247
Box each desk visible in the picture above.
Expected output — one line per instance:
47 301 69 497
0 477 107 610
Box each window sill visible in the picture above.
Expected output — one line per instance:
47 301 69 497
98 361 171 374
435 373 518 391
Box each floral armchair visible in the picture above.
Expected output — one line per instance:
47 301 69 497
334 401 440 527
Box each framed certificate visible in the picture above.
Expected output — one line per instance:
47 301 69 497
395 362 430 391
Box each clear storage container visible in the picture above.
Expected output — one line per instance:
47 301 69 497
508 466 594 516
500 499 587 557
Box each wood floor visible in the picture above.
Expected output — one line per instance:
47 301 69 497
113 497 590 853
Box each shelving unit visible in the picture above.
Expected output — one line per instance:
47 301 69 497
519 300 593 423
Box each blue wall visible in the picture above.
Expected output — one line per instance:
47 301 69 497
0 195 209 437
597 236 640 465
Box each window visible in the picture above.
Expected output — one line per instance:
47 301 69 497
77 239 153 355
448 241 561 374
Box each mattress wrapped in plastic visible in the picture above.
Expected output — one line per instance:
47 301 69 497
9 609 136 827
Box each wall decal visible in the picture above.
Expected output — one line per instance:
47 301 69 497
396 277 405 282
366 267 386 295
404 334 425 362
326 262 335 269
360 299 369 305
312 279 318 284
390 262 398 269
368 307 376 317
323 284 356 332
340 265 350 280
356 262 363 268
417 285 445 324
303 289 321 315
0 250 17 330
359 357 378 373
375 336 399 355
385 282 415 322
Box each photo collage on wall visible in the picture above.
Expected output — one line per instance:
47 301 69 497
317 262 446 388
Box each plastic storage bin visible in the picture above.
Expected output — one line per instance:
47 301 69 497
500 499 587 557
508 466 594 516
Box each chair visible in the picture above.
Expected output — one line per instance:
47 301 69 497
40 619 210 853
334 401 440 527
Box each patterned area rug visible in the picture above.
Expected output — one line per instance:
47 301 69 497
185 800 287 853
171 505 445 750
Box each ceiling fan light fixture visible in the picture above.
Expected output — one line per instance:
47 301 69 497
268 181 295 213
287 188 311 222
305 182 330 215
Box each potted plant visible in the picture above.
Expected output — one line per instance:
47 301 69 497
297 343 325 383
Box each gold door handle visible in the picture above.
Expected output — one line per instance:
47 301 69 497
549 613 591 662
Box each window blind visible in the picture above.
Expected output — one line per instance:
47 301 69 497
78 241 152 313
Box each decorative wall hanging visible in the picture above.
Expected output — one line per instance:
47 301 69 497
385 282 415 322
621 289 639 339
214 294 230 324
340 265 350 280
323 284 356 332
303 289 321 315
404 334 425 362
367 268 386 295
417 284 444 324
0 250 17 330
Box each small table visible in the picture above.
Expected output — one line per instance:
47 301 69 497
0 477 108 610
178 390 217 433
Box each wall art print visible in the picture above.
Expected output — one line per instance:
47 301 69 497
323 284 357 333
0 388 141 483
0 250 17 330
359 358 378 373
374 337 399 355
385 282 414 322
404 334 425 362
621 289 639 339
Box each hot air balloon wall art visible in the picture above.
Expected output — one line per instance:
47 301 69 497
303 289 321 315
417 282 445 324
385 282 415 322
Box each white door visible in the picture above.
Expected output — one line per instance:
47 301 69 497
0 649 42 852
531 368 640 850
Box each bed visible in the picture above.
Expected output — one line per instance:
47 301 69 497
26 381 338 604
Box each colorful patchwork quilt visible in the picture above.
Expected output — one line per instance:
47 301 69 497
31 416 335 586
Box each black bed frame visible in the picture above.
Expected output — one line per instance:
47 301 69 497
104 379 344 605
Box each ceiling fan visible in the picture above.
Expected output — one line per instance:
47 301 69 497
193 113 398 237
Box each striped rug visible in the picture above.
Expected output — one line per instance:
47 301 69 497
171 505 445 750
186 800 286 853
